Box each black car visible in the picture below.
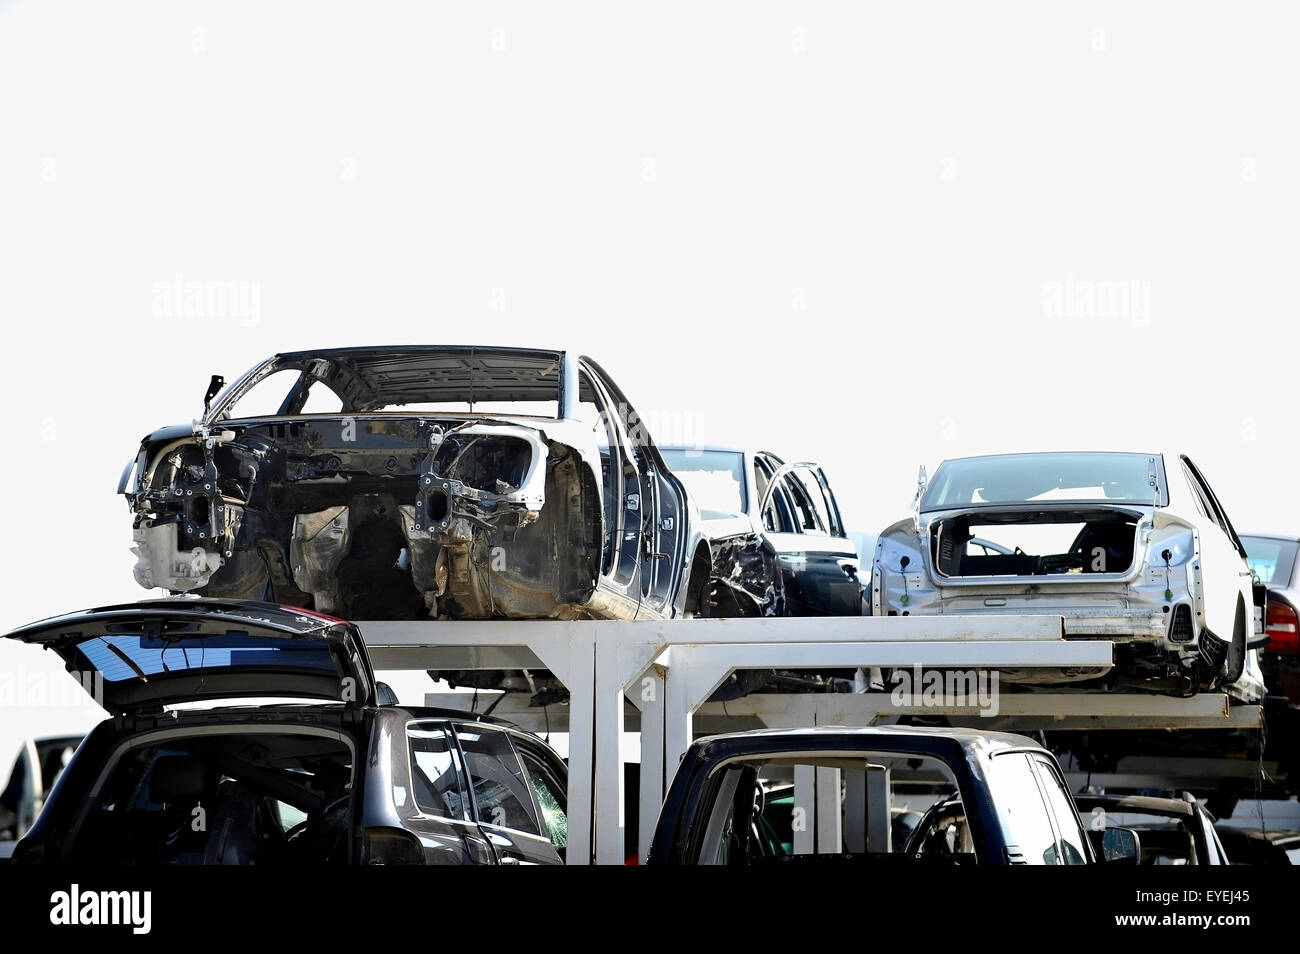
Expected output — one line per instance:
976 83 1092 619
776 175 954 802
659 446 863 617
5 600 568 865
647 726 1139 865
1072 793 1228 865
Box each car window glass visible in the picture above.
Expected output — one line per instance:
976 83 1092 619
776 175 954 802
408 723 468 819
520 751 567 848
1184 457 1248 557
1031 755 1088 865
1241 536 1299 586
793 469 834 535
985 753 1063 864
783 474 826 533
1181 459 1231 537
455 725 540 835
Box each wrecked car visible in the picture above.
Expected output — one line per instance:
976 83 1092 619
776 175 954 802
5 600 570 865
119 346 736 622
1072 793 1228 865
659 446 863 616
872 451 1267 697
646 725 1140 865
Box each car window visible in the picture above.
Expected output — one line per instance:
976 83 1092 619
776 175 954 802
756 460 798 534
924 452 1165 510
1181 456 1248 558
911 798 974 857
985 752 1066 864
660 449 747 516
792 470 835 535
408 723 469 819
224 369 342 418
1241 536 1299 586
1030 755 1088 865
519 751 568 849
783 473 827 534
454 725 540 835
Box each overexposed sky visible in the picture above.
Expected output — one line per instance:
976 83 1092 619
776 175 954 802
1 1 1298 764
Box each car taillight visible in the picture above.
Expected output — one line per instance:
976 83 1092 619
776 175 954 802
1265 598 1300 654
361 827 425 865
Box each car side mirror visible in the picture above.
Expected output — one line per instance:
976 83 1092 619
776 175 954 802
375 682 399 706
1089 826 1140 864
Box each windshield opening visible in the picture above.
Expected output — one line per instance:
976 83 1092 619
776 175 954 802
660 449 747 517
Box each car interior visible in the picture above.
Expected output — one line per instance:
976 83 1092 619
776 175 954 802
67 732 354 865
694 754 966 865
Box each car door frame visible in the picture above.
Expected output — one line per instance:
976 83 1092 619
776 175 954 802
450 722 564 865
1180 456 1257 651
510 731 570 861
394 717 506 864
754 453 862 615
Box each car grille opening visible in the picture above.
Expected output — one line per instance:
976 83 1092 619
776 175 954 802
1169 603 1194 642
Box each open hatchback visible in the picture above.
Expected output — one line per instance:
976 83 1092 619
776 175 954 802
4 599 376 715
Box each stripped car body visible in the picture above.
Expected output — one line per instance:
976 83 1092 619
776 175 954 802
119 347 719 622
872 452 1266 697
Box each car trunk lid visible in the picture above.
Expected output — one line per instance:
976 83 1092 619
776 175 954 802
3 599 376 716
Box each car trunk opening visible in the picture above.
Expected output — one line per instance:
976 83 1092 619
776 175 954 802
69 727 356 865
929 508 1141 579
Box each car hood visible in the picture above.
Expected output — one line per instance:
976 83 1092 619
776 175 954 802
3 599 376 716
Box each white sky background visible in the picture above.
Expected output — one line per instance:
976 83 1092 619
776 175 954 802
1 1 1297 767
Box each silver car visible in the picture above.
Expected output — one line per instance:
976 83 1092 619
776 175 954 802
872 451 1265 698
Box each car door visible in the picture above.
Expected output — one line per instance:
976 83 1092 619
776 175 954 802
985 750 1080 865
1180 456 1256 662
402 721 496 864
576 365 637 590
512 733 569 861
452 723 564 865
580 358 686 615
1027 754 1090 865
755 454 862 616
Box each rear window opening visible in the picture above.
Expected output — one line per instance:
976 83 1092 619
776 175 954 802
930 509 1139 578
696 753 965 865
70 730 354 865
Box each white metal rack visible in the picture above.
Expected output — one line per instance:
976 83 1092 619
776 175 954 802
361 616 1262 864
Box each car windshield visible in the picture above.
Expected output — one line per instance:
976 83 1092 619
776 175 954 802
921 453 1164 511
1241 536 1298 586
659 449 747 516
